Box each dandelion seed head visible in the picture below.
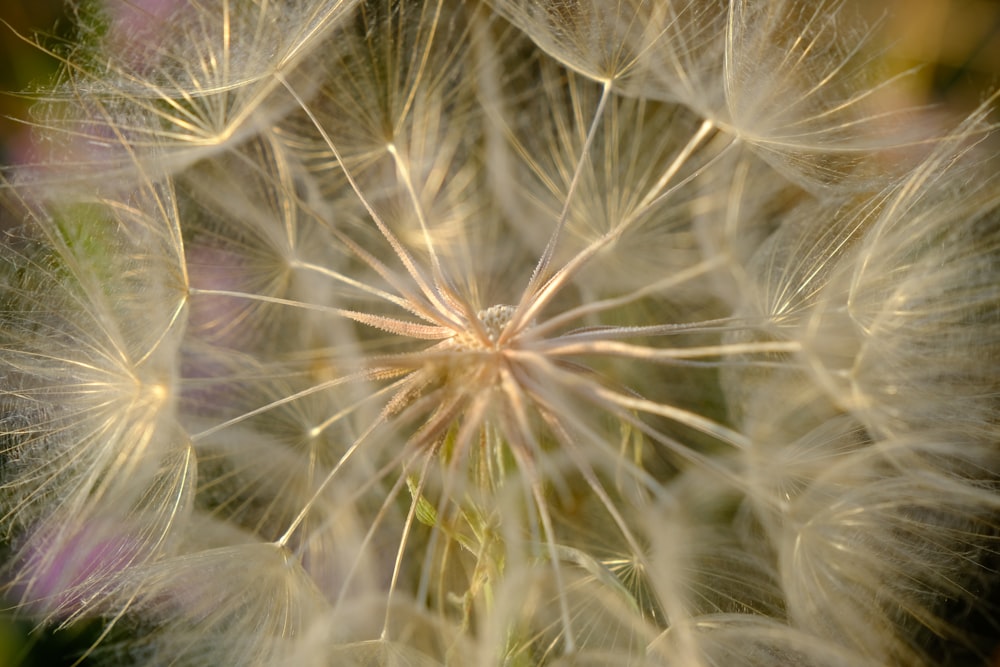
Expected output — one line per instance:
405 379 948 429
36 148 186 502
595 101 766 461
1 0 999 665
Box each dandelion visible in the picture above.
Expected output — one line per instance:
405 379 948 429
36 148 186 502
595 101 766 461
1 1 998 665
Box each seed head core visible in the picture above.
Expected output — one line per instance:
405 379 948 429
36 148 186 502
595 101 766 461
446 304 517 351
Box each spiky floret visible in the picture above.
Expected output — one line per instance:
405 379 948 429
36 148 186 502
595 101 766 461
8 0 361 193
1 1 998 666
488 0 936 190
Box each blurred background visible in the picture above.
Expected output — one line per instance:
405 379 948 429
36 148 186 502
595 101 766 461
871 0 1000 113
0 0 70 165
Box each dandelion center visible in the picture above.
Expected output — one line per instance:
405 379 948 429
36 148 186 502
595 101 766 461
445 304 517 351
